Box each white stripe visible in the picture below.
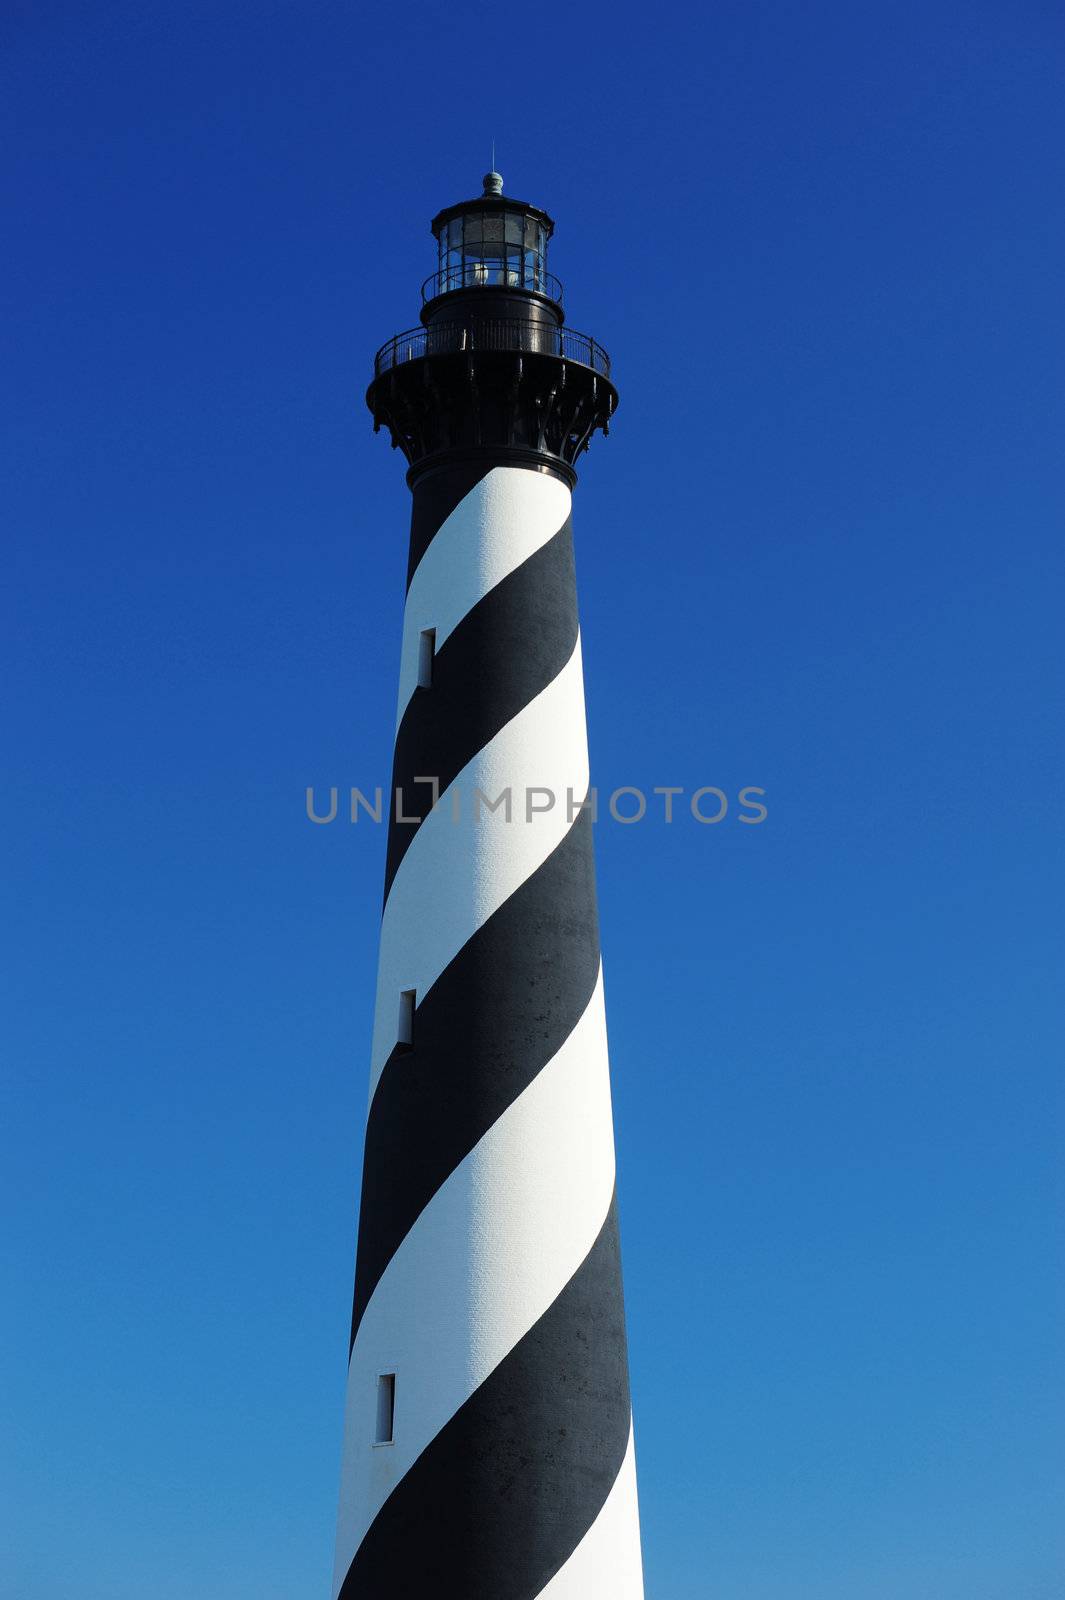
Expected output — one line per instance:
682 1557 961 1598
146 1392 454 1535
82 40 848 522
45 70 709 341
535 1419 644 1600
396 468 571 730
332 968 616 1596
369 635 589 1103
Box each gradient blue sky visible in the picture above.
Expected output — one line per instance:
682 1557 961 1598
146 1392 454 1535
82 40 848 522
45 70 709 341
3 3 1063 1596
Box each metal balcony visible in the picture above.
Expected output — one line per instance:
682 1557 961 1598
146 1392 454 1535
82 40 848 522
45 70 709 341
421 264 564 304
374 319 611 380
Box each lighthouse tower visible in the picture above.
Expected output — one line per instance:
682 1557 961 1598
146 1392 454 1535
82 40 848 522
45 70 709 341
332 172 644 1599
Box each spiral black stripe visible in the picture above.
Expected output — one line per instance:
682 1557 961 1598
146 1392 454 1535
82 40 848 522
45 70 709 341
405 461 494 589
352 807 600 1349
383 518 577 904
339 1194 631 1600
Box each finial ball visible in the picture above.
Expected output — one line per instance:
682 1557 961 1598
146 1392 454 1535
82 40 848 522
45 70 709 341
482 170 504 196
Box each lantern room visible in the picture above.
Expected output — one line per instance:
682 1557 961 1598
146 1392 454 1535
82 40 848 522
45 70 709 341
424 171 560 305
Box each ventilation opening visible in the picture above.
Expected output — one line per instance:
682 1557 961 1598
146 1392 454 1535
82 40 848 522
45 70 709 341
374 1373 395 1445
397 989 416 1049
417 628 436 689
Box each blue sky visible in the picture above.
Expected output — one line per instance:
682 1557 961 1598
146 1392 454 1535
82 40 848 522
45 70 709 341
3 2 1063 1596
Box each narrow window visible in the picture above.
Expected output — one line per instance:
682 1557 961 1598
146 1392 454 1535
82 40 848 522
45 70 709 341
374 1373 395 1445
397 989 415 1049
418 628 435 689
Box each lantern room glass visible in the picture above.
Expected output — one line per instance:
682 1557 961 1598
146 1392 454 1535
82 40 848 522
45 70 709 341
435 208 549 295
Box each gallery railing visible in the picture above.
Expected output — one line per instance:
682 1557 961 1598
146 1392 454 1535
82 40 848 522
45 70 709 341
421 265 564 303
374 319 611 379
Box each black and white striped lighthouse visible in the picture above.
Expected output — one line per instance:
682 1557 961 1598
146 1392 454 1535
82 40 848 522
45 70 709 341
332 171 644 1599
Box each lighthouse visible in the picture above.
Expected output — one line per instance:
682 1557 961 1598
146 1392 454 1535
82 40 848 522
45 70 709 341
332 171 644 1599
